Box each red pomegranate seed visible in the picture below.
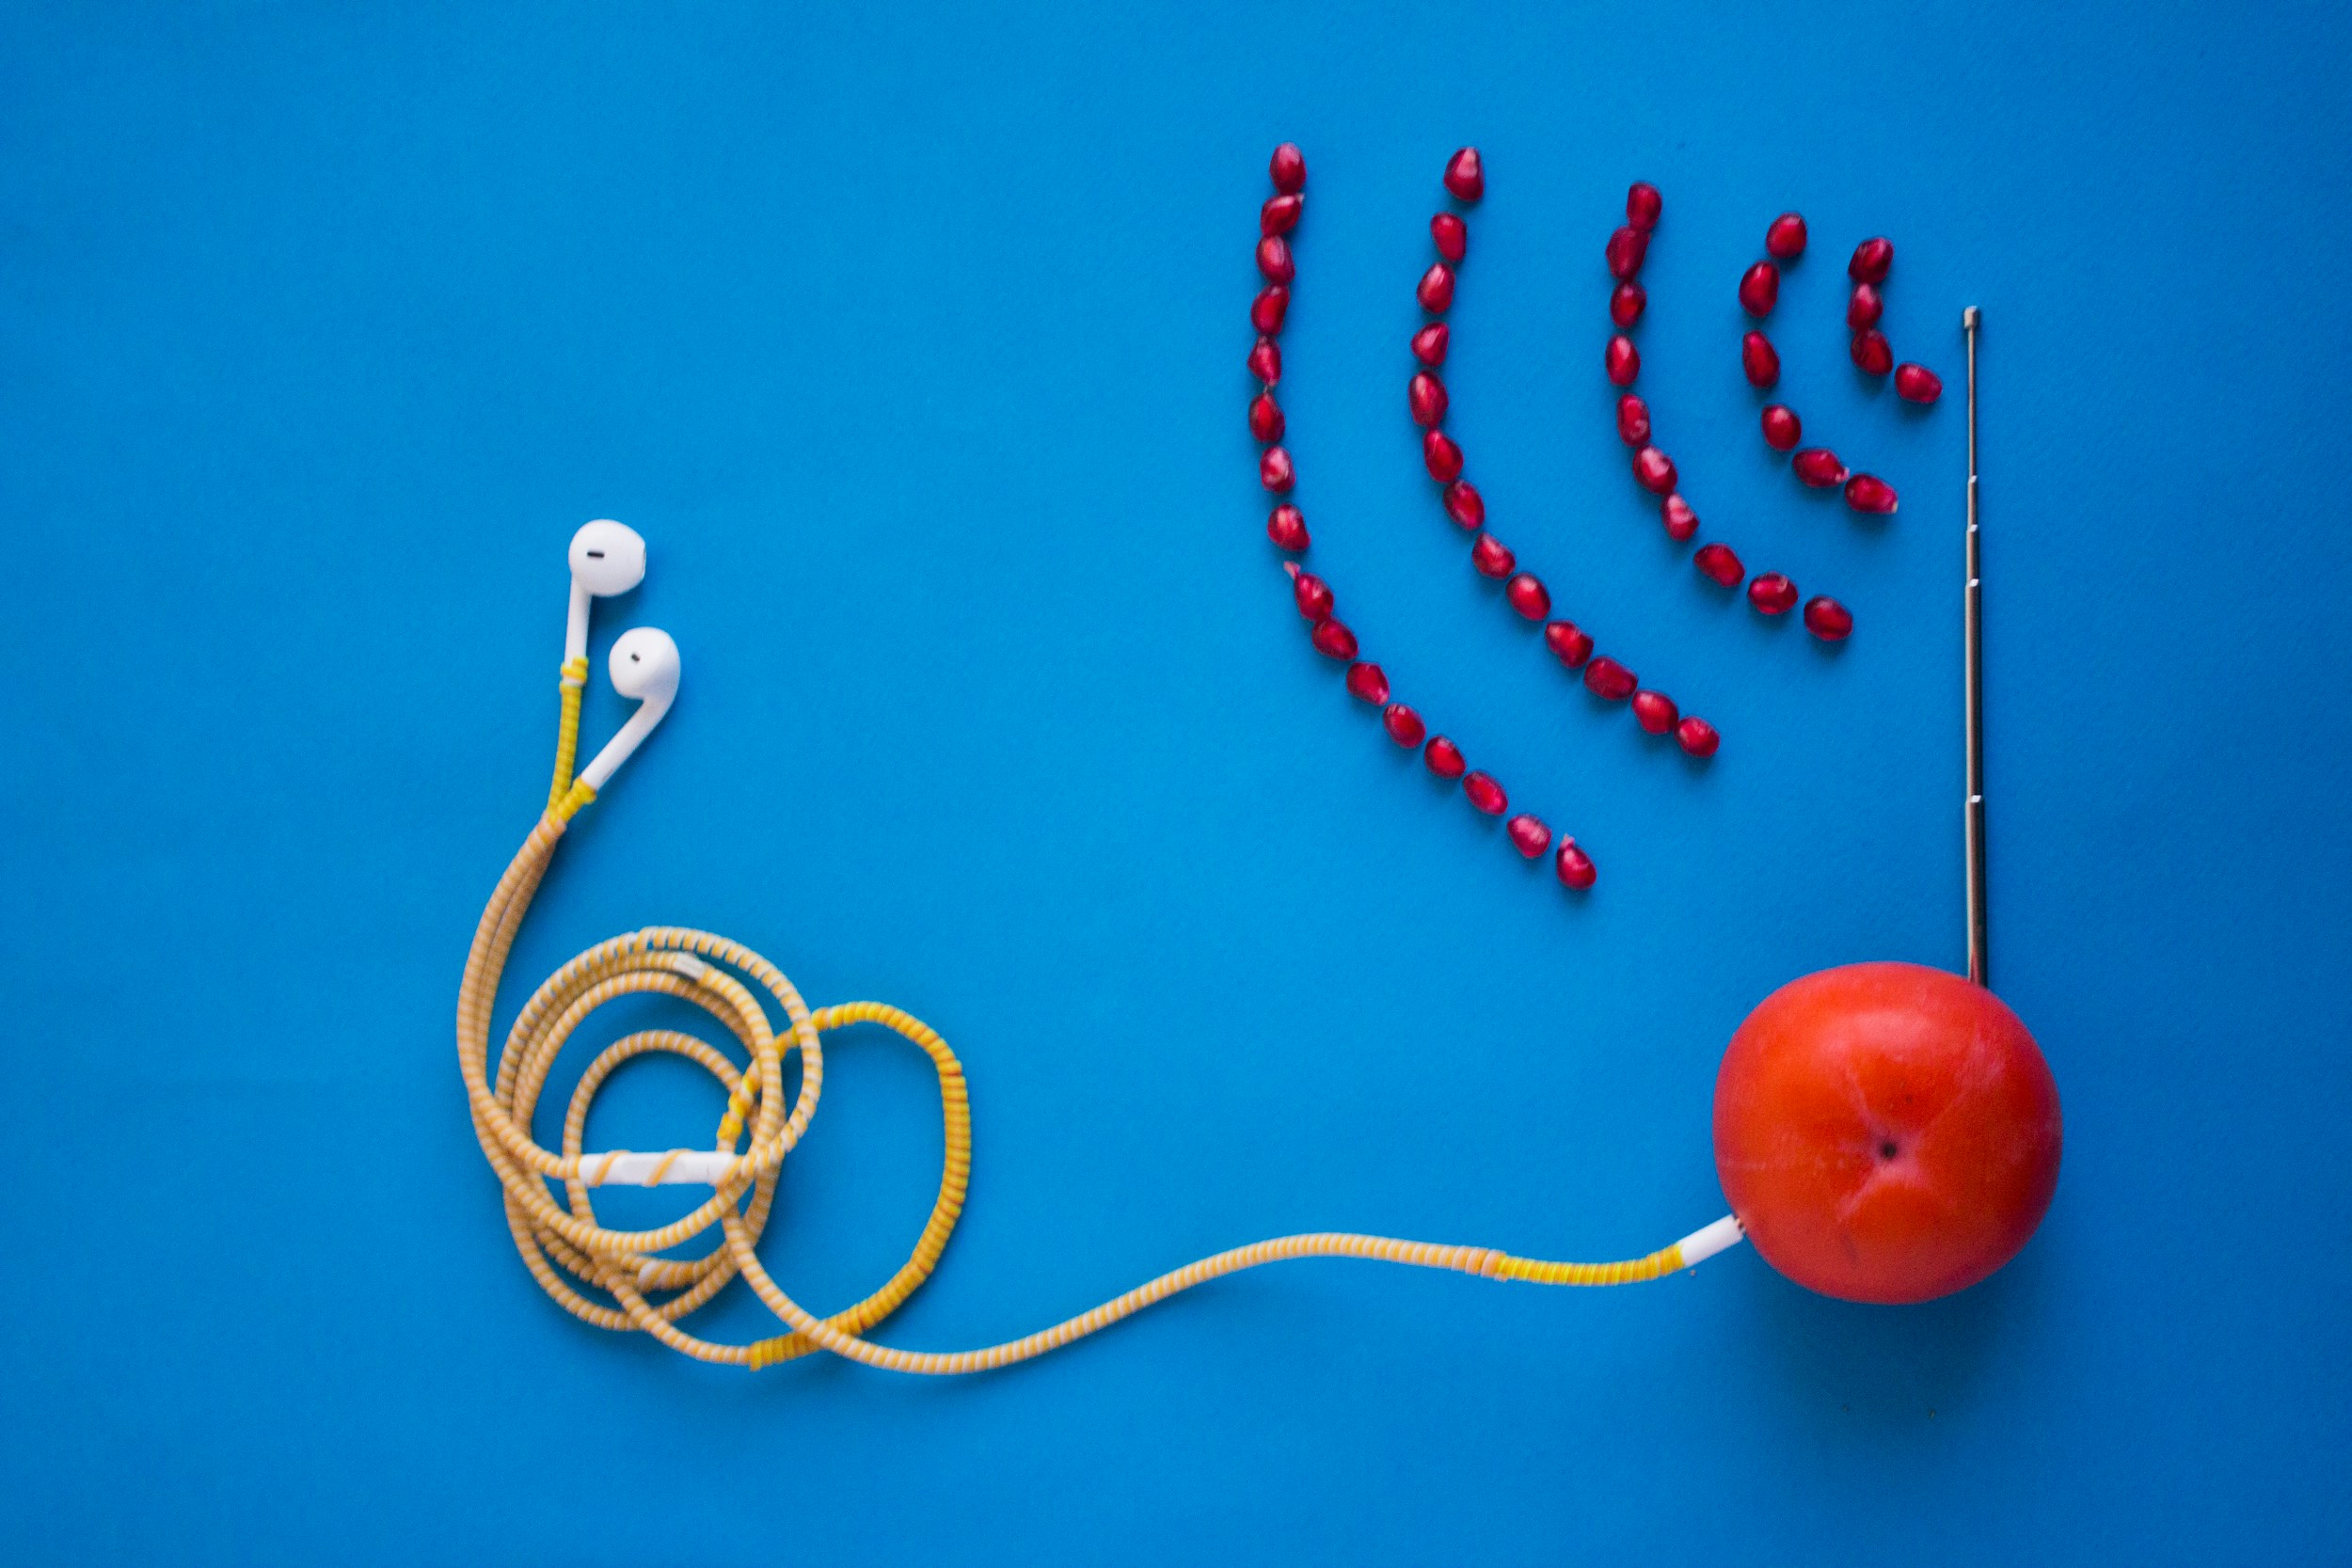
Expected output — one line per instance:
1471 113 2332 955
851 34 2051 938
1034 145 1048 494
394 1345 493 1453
1849 236 1893 284
1507 813 1553 857
1463 769 1507 815
1583 657 1637 701
1740 261 1780 317
1844 473 1899 515
1741 330 1781 388
1443 148 1484 202
1606 335 1641 387
1418 263 1456 312
1626 182 1663 231
1792 448 1849 487
1851 329 1893 375
1606 225 1649 280
1260 446 1295 492
1544 620 1594 668
1631 689 1679 734
1431 212 1468 262
1270 143 1307 194
1290 568 1334 620
1408 372 1449 426
1257 236 1295 284
1804 596 1852 641
1248 392 1284 442
1261 194 1304 236
1423 735 1468 779
1411 323 1450 366
1266 504 1310 551
1896 363 1944 404
1251 290 1289 338
1505 572 1551 620
1632 446 1677 495
1554 838 1597 890
1661 494 1699 542
1311 618 1359 658
1747 572 1799 614
1760 404 1802 451
1383 703 1426 747
1345 660 1391 704
1847 282 1883 330
1765 213 1807 260
1676 716 1720 757
1610 281 1647 327
1470 532 1516 578
1443 481 1485 530
1694 542 1745 587
1422 429 1464 483
1247 335 1281 383
1616 394 1651 447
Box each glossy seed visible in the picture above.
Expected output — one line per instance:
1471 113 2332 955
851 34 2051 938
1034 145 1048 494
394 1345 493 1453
1311 617 1359 658
1583 656 1637 701
1345 660 1391 705
1791 448 1849 487
1271 143 1307 194
1742 330 1781 388
1470 532 1516 578
1431 212 1468 262
1422 429 1464 483
1248 334 1281 383
1631 689 1679 735
1627 182 1663 231
1694 542 1745 587
1676 716 1721 757
1554 838 1597 890
1383 703 1427 747
1505 571 1551 620
1423 734 1468 779
1896 363 1944 404
1616 394 1651 447
1266 504 1310 551
1418 263 1456 312
1747 572 1799 614
1507 813 1553 857
1632 446 1678 496
1849 236 1893 284
1257 236 1295 284
1606 225 1649 280
1544 620 1594 669
1847 282 1883 330
1411 323 1451 366
1804 595 1853 641
1606 335 1641 387
1261 193 1304 236
1661 493 1699 541
1463 769 1508 815
1260 446 1295 492
1851 328 1893 375
1844 473 1899 515
1408 372 1449 427
1442 481 1485 530
1290 568 1333 620
1251 289 1289 337
1761 404 1802 451
1740 261 1780 316
1766 212 1807 260
1610 280 1647 327
1443 148 1484 202
1248 392 1284 442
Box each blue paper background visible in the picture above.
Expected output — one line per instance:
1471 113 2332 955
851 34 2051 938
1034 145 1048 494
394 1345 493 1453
5 3 2347 1561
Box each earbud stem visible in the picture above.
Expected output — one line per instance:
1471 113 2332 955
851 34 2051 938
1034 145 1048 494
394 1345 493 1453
565 579 594 665
578 693 674 791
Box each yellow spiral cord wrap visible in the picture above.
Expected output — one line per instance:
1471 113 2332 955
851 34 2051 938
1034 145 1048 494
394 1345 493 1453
456 665 1723 1375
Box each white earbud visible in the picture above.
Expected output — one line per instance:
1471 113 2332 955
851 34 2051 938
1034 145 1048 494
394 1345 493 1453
577 626 680 790
565 520 647 663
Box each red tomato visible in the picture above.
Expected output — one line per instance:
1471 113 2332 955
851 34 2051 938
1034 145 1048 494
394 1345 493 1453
1712 961 2061 1304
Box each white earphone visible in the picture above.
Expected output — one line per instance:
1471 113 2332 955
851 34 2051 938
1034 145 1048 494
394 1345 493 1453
562 519 676 790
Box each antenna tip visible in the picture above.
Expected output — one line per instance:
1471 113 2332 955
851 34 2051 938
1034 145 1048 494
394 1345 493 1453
1963 305 1981 330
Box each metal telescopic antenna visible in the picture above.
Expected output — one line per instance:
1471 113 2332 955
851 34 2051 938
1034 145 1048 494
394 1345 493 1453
1963 307 1988 987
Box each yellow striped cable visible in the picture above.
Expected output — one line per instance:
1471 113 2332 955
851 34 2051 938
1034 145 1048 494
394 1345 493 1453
455 668 1715 1375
